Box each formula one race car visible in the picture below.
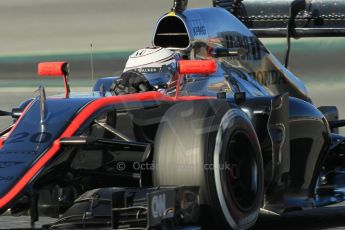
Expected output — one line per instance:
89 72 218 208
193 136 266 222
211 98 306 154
1 0 345 229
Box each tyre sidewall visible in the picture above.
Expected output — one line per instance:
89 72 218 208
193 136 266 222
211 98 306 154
153 101 263 230
204 108 264 230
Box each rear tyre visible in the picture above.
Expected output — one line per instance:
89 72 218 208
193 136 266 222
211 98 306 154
153 100 263 229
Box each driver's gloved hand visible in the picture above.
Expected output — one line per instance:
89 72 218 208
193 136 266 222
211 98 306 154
112 79 128 95
111 71 153 95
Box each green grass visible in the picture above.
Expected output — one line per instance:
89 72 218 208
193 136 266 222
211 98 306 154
0 50 133 63
0 79 95 88
0 38 344 63
262 37 345 53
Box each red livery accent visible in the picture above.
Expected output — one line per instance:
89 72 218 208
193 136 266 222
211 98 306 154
178 60 217 75
0 92 214 208
38 62 69 77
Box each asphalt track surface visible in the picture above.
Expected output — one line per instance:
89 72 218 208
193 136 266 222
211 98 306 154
1 206 345 229
1 0 345 229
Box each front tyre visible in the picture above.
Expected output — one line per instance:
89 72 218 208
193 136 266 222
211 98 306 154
153 100 263 229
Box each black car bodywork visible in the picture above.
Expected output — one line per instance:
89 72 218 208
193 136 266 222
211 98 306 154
1 0 345 229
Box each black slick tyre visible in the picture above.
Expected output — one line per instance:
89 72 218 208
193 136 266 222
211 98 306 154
153 100 264 229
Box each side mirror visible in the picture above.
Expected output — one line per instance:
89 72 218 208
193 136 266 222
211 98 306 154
174 59 217 99
37 62 70 98
38 62 69 77
178 60 217 75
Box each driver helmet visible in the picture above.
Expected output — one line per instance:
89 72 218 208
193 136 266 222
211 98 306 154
123 46 180 93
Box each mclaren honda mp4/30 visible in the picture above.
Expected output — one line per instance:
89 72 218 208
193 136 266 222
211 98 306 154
1 0 345 229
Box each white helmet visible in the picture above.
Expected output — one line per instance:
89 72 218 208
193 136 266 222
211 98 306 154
123 47 180 90
124 47 179 72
